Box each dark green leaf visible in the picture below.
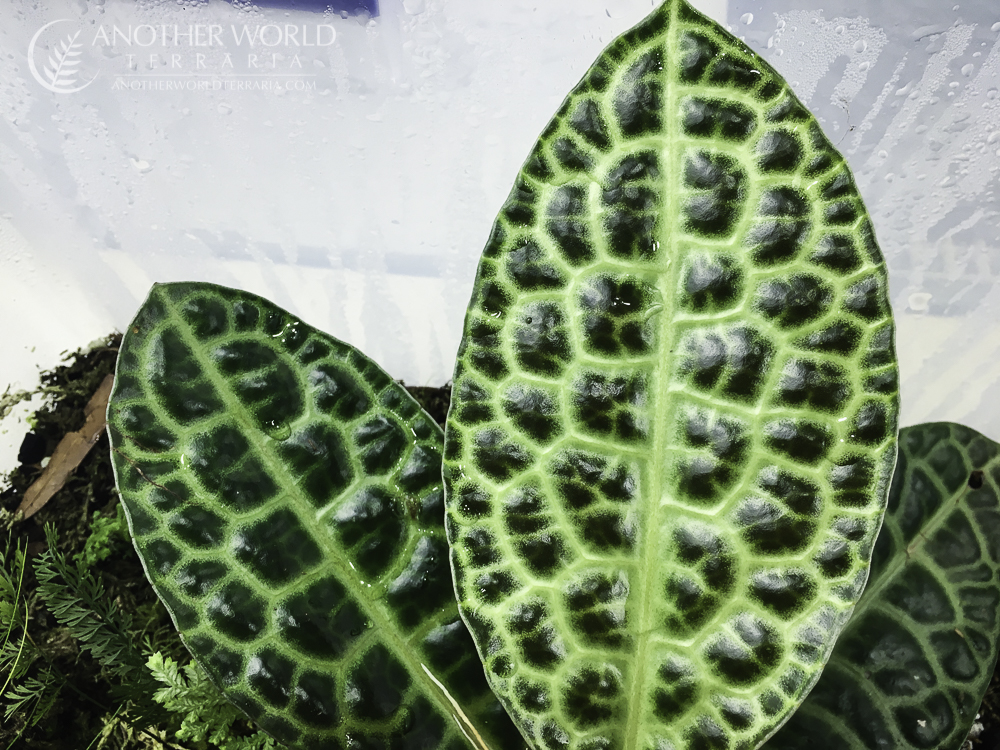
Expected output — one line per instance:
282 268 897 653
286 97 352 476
765 422 1000 750
108 282 525 750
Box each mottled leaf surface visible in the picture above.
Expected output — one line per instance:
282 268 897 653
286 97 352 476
107 282 525 750
443 2 899 749
765 422 1000 750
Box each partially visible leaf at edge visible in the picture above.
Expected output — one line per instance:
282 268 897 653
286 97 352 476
443 1 899 749
107 282 525 750
765 422 1000 750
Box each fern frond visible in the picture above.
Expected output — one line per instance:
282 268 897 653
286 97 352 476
34 525 147 684
2 668 61 725
1 540 37 695
28 526 174 735
0 628 32 688
147 652 277 750
0 541 28 635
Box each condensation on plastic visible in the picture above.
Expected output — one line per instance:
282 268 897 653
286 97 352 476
729 0 1000 448
0 0 997 472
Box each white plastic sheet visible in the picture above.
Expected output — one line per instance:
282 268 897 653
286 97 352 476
1 0 997 471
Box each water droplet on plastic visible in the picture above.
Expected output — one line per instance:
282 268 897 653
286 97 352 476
129 157 153 174
961 63 974 77
908 292 932 312
878 149 888 158
740 12 753 25
988 131 1000 144
835 25 846 34
992 22 1000 32
854 39 867 53
987 88 998 100
859 61 870 71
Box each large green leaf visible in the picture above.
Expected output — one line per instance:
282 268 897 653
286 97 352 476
765 422 1000 750
107 282 525 750
443 1 899 749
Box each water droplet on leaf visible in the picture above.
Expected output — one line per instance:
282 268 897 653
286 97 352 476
264 420 291 441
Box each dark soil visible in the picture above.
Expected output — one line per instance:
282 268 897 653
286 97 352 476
1 339 998 749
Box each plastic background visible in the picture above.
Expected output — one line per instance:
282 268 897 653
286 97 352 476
1 0 997 471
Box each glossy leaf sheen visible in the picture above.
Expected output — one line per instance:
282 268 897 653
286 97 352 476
444 2 899 749
107 282 525 750
765 423 1000 750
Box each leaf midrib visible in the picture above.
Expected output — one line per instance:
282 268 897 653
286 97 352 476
624 3 682 748
152 287 489 750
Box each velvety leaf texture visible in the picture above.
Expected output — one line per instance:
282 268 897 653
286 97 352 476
443 2 899 749
107 282 525 750
765 422 1000 750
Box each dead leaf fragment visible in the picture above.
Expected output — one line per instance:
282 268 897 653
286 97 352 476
16 374 114 520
